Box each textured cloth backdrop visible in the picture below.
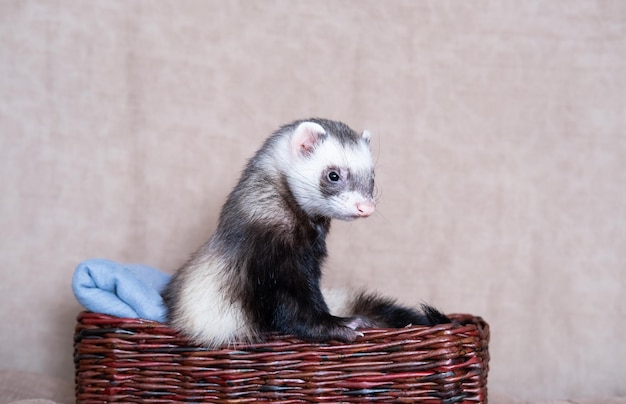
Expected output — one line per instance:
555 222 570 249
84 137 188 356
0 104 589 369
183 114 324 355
1 1 625 401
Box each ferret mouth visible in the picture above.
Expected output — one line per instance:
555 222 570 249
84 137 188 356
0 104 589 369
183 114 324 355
341 211 374 221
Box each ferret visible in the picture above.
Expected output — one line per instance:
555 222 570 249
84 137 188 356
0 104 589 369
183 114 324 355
162 118 449 347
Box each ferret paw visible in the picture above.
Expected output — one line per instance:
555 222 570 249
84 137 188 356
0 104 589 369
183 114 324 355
342 315 375 330
326 325 363 342
322 316 372 342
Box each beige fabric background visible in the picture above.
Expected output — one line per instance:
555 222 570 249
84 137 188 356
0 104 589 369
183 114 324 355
1 1 625 401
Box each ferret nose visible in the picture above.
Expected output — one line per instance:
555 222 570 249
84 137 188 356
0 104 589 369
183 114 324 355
356 200 376 217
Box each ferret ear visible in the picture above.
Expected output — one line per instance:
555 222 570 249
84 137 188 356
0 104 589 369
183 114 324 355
291 121 327 156
361 130 371 144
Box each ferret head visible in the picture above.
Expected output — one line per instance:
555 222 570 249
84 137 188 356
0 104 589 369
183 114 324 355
279 119 376 221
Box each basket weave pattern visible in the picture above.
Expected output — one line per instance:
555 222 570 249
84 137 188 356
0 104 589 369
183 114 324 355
74 312 489 403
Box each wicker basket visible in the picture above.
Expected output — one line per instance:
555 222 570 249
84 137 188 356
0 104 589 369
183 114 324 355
74 311 489 403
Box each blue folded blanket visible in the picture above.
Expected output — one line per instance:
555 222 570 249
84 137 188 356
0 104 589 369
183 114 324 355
72 258 172 322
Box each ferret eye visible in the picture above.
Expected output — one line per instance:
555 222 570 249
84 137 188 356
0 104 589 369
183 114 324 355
327 171 340 182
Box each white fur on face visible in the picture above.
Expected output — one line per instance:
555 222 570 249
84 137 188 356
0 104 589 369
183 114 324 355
286 136 375 219
324 189 375 221
172 255 254 347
